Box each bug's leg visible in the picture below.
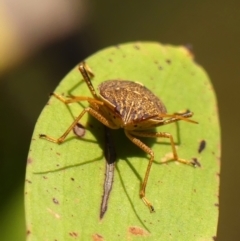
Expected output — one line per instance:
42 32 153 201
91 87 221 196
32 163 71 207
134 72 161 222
79 61 95 78
157 111 198 125
40 107 118 143
130 131 196 166
50 92 103 105
78 62 98 99
45 62 97 106
124 130 155 212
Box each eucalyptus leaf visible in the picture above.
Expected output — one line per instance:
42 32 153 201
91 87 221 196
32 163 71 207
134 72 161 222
25 42 220 240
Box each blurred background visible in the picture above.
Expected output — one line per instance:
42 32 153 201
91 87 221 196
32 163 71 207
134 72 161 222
0 0 238 240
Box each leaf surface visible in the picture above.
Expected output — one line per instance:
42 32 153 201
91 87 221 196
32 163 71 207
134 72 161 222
25 42 220 240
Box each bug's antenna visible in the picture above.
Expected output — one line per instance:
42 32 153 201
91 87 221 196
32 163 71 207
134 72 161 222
79 62 98 98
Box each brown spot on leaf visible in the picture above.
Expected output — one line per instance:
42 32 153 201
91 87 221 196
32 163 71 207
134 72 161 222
27 158 33 165
92 233 105 241
73 123 86 138
166 59 171 64
198 140 206 153
26 230 31 235
192 157 201 167
53 198 59 205
212 236 217 241
25 179 32 184
69 232 78 238
134 44 140 50
56 152 61 156
128 226 149 236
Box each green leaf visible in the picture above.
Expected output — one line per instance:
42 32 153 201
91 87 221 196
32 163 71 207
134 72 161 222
25 42 220 240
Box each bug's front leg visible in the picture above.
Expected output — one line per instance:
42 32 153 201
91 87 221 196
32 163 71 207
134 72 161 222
50 92 103 105
40 107 119 144
39 107 92 144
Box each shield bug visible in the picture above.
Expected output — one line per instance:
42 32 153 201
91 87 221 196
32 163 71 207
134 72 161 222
40 62 198 212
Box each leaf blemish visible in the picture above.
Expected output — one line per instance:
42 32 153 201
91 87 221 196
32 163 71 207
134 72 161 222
73 123 86 138
92 233 105 241
166 59 171 64
47 208 60 219
161 152 174 163
134 44 140 50
100 127 116 219
198 140 206 153
69 232 78 238
27 158 33 165
53 198 59 205
192 158 201 167
128 226 149 236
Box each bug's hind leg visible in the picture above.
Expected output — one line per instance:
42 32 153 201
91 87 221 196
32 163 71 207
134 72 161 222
130 130 197 166
124 130 155 212
125 130 198 212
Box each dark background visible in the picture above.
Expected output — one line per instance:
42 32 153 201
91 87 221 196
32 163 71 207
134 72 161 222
0 1 239 240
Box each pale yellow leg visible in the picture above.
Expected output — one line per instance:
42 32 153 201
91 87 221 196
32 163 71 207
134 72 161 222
130 130 195 166
40 107 118 144
50 92 103 105
124 130 155 212
125 130 196 212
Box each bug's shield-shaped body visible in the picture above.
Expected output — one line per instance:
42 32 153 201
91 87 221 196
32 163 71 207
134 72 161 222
98 80 167 130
